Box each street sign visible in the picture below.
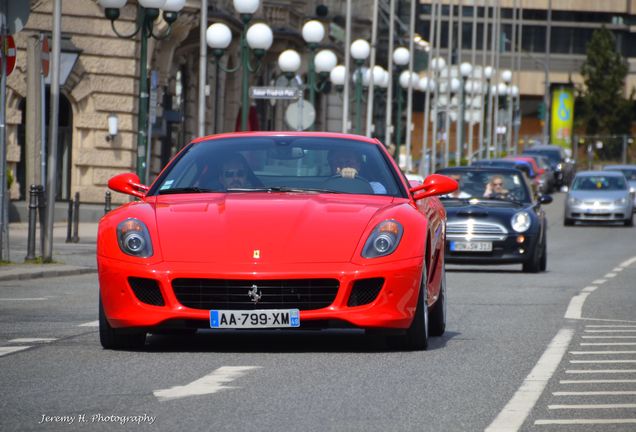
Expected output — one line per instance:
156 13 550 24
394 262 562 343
285 99 315 131
250 86 301 100
1 36 16 76
4 0 30 35
41 36 50 77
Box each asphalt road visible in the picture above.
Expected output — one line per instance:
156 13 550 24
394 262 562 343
1 193 635 432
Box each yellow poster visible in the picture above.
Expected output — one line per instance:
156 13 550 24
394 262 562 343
550 86 574 149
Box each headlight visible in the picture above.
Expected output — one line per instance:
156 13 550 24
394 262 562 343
362 220 403 258
511 211 531 233
556 163 563 171
117 218 153 257
615 198 627 205
568 197 581 205
630 187 635 194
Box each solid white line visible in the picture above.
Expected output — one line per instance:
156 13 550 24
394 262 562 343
0 298 47 301
585 330 636 333
484 328 574 432
605 273 617 278
567 369 636 374
8 338 56 343
560 379 636 384
571 360 636 364
554 391 636 396
570 351 636 355
78 321 99 327
592 279 606 285
564 293 590 320
583 336 636 339
0 346 30 357
580 318 636 324
586 325 636 328
154 366 261 402
535 419 636 425
619 256 636 268
549 403 636 409
581 343 636 346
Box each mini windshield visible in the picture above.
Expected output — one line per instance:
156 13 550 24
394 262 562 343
571 175 627 191
148 136 404 197
438 170 531 203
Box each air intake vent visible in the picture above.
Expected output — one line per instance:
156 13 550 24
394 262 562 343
347 278 384 307
129 277 165 306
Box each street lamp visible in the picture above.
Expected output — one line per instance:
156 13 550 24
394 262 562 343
429 56 446 171
350 39 370 134
206 0 273 132
510 84 520 155
501 69 513 154
483 65 495 159
457 62 473 167
98 0 185 182
392 47 410 162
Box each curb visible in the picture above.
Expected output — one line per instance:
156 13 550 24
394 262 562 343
0 267 97 282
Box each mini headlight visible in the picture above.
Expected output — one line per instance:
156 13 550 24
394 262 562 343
511 211 531 233
362 220 403 258
117 218 153 258
615 198 627 205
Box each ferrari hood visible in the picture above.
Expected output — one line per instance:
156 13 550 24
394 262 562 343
154 193 396 264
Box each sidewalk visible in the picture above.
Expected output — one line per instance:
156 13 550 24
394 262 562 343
0 222 98 282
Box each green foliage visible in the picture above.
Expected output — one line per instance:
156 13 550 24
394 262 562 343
579 27 634 158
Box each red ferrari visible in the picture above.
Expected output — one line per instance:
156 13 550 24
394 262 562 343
98 132 457 350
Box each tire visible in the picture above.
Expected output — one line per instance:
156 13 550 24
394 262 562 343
428 266 446 337
625 214 634 227
522 241 541 273
539 238 547 272
99 296 146 350
564 216 574 226
387 268 429 351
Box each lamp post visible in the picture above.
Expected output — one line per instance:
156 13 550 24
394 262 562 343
458 62 473 167
501 69 513 155
397 70 419 166
350 39 370 135
302 20 324 129
511 85 520 155
98 0 185 182
206 0 273 132
483 65 495 159
430 56 446 171
392 47 410 163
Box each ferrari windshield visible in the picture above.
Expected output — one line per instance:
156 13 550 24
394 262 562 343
149 136 405 197
437 169 532 203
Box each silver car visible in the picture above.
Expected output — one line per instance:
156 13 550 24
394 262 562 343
564 171 634 226
604 164 636 211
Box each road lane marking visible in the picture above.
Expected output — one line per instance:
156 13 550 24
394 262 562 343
581 343 636 346
592 279 606 285
0 346 31 357
581 286 597 293
153 366 261 402
605 273 617 278
586 325 636 328
78 321 98 327
560 379 636 384
580 318 636 323
535 419 636 425
570 351 636 355
567 369 636 374
585 330 636 333
570 360 636 364
484 328 573 432
613 267 623 272
583 336 636 339
554 391 636 396
549 403 636 409
8 338 56 343
565 291 595 320
0 298 47 301
619 256 636 267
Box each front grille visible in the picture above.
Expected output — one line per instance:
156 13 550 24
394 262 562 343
129 277 165 306
446 220 508 241
172 278 339 310
347 278 384 307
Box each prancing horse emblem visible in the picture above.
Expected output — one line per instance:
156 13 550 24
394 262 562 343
248 284 262 304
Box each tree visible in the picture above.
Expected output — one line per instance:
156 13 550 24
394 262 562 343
579 26 634 159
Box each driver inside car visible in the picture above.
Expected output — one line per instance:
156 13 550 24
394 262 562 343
327 148 387 194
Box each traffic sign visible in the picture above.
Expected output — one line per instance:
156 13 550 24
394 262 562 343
250 86 302 100
5 0 30 35
1 36 17 76
41 36 50 77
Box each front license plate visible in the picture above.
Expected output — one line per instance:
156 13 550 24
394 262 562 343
210 309 300 329
450 241 493 252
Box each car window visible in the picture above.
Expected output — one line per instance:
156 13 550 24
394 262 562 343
149 136 404 197
572 175 627 191
438 170 531 203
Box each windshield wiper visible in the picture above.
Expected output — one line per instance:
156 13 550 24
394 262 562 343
226 186 339 194
485 196 525 206
157 187 215 195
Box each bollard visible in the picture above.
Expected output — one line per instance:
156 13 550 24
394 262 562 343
72 192 80 243
104 191 112 214
25 185 39 261
36 185 46 257
65 199 73 243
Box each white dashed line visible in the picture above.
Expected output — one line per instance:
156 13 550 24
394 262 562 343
154 366 261 402
605 273 617 278
560 379 636 384
613 267 624 272
581 286 597 293
549 403 636 410
535 419 636 425
570 360 636 364
78 321 99 327
0 346 30 357
0 298 47 301
581 343 636 346
8 338 57 343
583 336 636 339
585 329 636 333
484 328 574 432
554 391 636 396
586 325 636 328
565 291 594 320
570 351 636 355
566 369 636 374
619 256 636 268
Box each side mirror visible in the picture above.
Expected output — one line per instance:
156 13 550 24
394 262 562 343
108 173 149 199
409 174 458 201
538 194 553 205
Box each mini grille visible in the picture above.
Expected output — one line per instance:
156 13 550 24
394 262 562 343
447 221 508 240
172 278 339 311
347 278 384 307
129 277 165 306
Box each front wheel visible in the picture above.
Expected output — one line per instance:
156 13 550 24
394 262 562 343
522 241 541 273
428 267 446 337
387 268 429 351
625 214 634 227
99 296 146 350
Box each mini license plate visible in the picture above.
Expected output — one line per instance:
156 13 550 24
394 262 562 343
450 241 493 252
210 309 300 329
